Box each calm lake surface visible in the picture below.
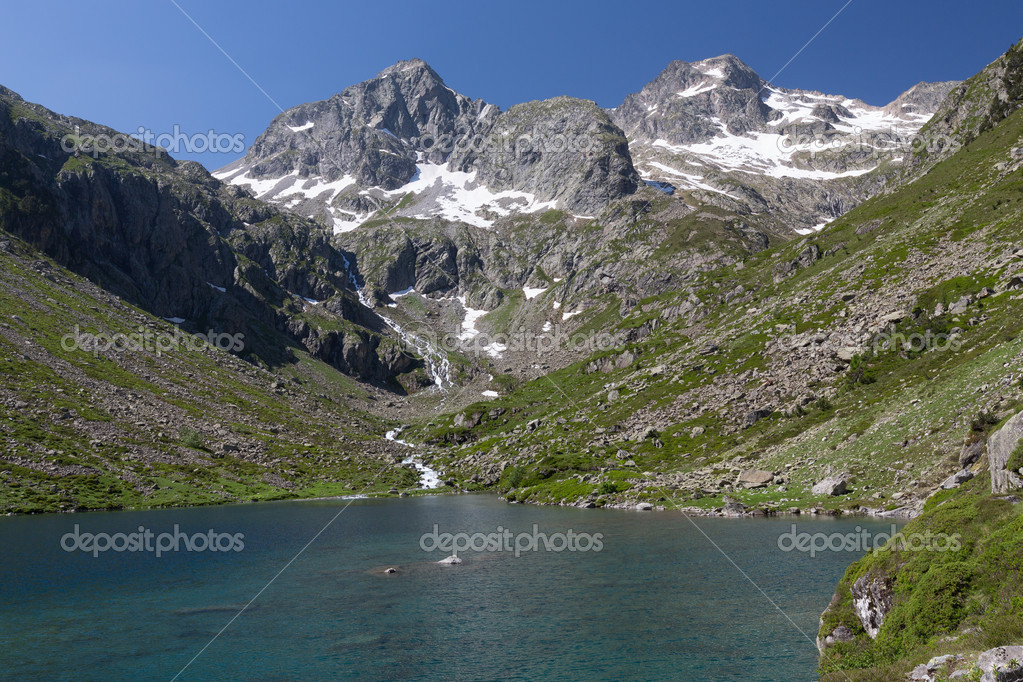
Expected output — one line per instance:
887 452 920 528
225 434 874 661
0 495 900 680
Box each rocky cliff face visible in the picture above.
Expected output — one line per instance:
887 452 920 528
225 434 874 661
0 86 418 386
451 96 639 215
903 39 1023 179
986 410 1023 493
882 80 962 118
215 58 957 341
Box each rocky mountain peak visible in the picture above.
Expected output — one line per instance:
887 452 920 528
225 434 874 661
882 80 961 117
611 55 771 148
218 63 639 225
632 54 763 102
375 57 437 79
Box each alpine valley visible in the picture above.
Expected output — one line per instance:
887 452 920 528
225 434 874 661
4 39 1023 679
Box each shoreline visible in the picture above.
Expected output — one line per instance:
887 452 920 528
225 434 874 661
0 483 924 520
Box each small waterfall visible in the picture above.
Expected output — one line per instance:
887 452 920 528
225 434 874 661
341 253 450 389
385 429 443 489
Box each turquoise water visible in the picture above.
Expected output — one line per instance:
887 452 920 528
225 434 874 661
0 495 898 680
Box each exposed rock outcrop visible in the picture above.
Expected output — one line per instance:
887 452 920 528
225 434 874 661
987 410 1023 494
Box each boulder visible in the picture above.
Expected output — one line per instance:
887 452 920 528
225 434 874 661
850 573 894 638
837 346 868 362
948 295 973 314
454 412 482 428
940 469 975 490
880 311 905 324
910 654 966 680
987 411 1023 494
976 645 1023 681
822 625 854 648
635 502 653 511
721 496 748 517
742 408 774 429
737 469 774 489
812 476 849 496
636 426 660 441
960 439 985 468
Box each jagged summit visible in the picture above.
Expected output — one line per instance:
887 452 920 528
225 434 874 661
653 54 764 92
216 60 639 224
216 55 958 239
610 53 959 234
376 58 438 79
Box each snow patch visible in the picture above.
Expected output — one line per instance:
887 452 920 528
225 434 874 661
380 163 557 228
455 296 505 357
523 287 547 300
222 170 357 204
699 65 726 79
677 81 716 98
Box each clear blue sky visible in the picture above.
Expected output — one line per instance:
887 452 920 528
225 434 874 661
3 0 1020 169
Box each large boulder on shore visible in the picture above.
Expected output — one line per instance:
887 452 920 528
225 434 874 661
987 411 1023 494
812 476 849 497
737 469 774 489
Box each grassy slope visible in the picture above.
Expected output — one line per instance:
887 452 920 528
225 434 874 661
0 234 418 514
406 92 1023 515
818 476 1023 680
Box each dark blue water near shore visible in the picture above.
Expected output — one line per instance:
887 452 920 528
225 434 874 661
0 495 898 680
